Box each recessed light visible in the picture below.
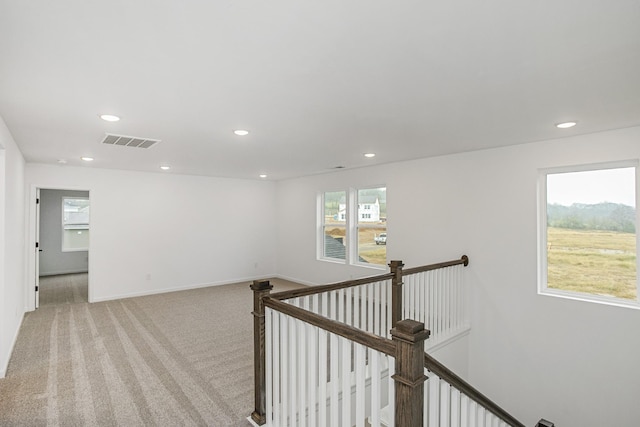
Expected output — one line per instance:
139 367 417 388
160 165 171 171
364 153 376 158
81 157 94 162
234 130 249 136
259 174 267 178
99 114 120 122
556 121 577 129
57 159 67 164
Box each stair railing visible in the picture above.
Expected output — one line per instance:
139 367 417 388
251 256 468 425
253 294 526 426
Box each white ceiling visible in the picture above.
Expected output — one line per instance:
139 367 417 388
1 1 639 180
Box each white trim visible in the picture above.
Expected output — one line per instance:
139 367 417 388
90 273 278 303
0 310 25 378
27 185 92 311
425 326 471 353
317 189 348 263
317 255 346 265
537 159 640 308
540 288 640 310
274 274 318 287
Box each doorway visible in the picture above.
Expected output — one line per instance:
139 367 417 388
36 189 90 307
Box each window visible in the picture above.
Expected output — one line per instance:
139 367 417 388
320 191 347 261
538 162 638 307
356 187 386 266
63 197 90 251
318 187 387 267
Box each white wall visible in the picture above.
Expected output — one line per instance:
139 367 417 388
26 164 278 305
276 126 640 426
0 117 26 378
39 189 89 276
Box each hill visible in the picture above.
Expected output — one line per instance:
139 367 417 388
547 202 636 233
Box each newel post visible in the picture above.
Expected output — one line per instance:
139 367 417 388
250 280 273 425
389 260 404 328
391 319 430 427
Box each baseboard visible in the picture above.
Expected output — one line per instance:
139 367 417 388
0 310 25 378
274 274 319 287
91 273 279 303
425 326 471 353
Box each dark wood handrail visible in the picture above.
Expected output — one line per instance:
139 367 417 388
270 272 394 301
423 352 525 427
270 255 469 301
402 255 469 276
263 297 395 356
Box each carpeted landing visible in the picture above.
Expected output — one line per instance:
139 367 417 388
0 277 303 426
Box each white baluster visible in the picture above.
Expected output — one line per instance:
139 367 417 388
355 343 366 427
346 288 353 327
305 298 317 427
274 312 282 427
330 332 339 426
318 327 327 427
429 271 436 342
370 350 380 426
266 308 273 426
341 336 351 427
450 387 460 427
297 317 306 427
387 357 395 427
368 283 374 333
353 287 360 329
440 382 450 427
428 372 439 427
374 282 381 336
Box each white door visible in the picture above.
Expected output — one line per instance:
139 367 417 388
35 188 40 308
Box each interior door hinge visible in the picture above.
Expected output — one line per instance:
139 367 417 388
36 198 39 204
36 242 39 248
35 286 39 292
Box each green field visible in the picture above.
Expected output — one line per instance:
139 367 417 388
547 227 637 300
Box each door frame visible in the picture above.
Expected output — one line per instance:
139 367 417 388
27 185 92 311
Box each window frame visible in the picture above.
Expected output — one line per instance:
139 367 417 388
318 186 387 269
537 160 640 309
352 186 387 269
62 196 90 252
317 190 348 264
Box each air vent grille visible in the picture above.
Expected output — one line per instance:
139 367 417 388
101 133 160 149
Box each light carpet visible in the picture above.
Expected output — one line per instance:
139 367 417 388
0 276 303 426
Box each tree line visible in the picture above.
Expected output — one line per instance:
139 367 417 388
547 202 636 233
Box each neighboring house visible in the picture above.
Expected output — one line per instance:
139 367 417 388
324 235 368 263
338 196 381 222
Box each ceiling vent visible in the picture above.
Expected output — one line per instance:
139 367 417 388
101 133 160 149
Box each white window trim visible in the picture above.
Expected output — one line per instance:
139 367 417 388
537 160 640 309
318 187 387 269
351 186 387 270
317 190 347 264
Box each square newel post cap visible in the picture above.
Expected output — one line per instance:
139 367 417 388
536 420 554 427
388 260 405 269
250 280 273 292
391 319 430 342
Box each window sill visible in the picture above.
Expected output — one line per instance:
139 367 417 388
539 288 640 310
318 257 346 265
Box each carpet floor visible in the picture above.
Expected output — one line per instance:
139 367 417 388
0 276 303 426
